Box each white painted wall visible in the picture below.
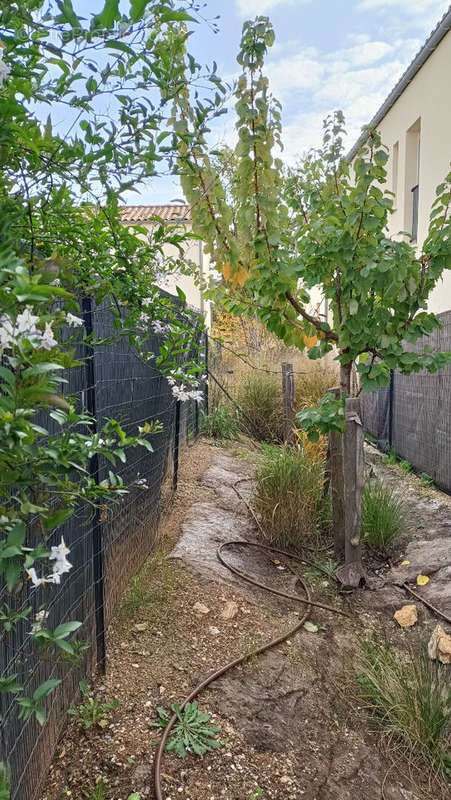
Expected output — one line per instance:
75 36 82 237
374 29 451 314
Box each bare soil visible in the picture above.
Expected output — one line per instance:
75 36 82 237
42 439 450 800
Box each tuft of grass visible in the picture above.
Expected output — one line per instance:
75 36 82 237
419 472 434 488
237 373 284 443
294 367 337 410
399 458 412 473
119 569 153 616
253 444 326 551
356 639 451 778
383 448 398 465
88 778 106 800
361 479 408 552
199 405 239 441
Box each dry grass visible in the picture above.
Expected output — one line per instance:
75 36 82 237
356 638 451 781
294 365 338 411
252 443 327 551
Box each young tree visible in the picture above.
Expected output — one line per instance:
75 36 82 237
171 16 451 582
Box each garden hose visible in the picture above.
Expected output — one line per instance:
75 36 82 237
153 537 348 800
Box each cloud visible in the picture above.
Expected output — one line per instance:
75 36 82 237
356 0 450 19
234 0 312 16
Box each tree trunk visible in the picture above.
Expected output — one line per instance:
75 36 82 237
330 364 365 588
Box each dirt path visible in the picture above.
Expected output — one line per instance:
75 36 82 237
42 440 449 800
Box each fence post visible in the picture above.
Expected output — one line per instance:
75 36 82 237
173 399 181 491
204 333 209 414
281 362 295 443
81 296 106 674
329 387 345 560
388 368 394 449
343 396 364 568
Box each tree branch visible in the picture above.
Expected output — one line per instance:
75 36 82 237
285 291 338 341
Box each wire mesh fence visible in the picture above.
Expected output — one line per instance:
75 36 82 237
362 309 451 492
0 294 204 800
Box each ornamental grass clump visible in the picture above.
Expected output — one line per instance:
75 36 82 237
361 479 408 553
237 373 284 443
253 444 326 551
356 639 451 779
199 405 239 441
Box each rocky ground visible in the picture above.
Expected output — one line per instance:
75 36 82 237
42 439 450 800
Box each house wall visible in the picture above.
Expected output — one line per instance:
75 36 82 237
375 28 451 314
129 219 212 328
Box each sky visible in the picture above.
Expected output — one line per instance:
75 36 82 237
73 0 451 203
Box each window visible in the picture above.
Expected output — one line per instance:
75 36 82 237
404 118 421 242
392 141 399 206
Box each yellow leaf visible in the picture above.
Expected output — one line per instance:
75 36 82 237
400 560 410 566
303 334 318 348
222 262 231 281
416 574 430 586
235 268 249 287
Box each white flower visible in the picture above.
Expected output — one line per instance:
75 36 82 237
49 537 72 578
66 312 83 328
40 321 58 350
16 308 40 336
0 316 14 349
189 390 204 404
151 320 165 334
26 568 45 587
167 376 176 387
142 297 153 308
172 384 190 402
136 478 149 489
31 609 49 634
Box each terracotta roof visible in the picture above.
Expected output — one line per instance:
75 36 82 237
348 4 451 160
119 205 191 222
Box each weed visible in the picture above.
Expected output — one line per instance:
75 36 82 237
355 639 451 778
150 701 221 758
253 444 326 550
383 449 398 465
250 789 263 799
0 762 10 800
88 779 106 800
237 373 284 442
399 459 412 473
419 472 434 487
361 479 408 552
199 406 239 441
69 681 119 730
119 570 152 617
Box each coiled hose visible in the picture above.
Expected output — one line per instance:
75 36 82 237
153 539 348 800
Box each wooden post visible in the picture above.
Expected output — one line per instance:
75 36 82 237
342 396 365 584
281 362 295 443
328 387 345 560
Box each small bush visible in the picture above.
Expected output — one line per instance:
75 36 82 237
253 444 326 550
199 406 239 440
237 373 284 442
361 479 408 552
356 639 451 778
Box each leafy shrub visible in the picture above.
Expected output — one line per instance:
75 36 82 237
253 444 326 550
237 373 284 442
199 406 239 440
295 366 337 410
356 639 451 778
361 479 408 552
150 701 221 758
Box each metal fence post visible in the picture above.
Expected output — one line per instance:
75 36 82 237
204 333 209 414
81 296 106 674
388 368 394 449
173 399 181 491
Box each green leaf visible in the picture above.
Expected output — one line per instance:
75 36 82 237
7 522 26 548
43 508 73 530
303 621 319 633
92 0 121 28
53 621 82 640
33 679 62 702
349 298 358 316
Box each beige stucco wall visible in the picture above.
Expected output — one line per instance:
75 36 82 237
375 28 451 314
128 219 212 328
